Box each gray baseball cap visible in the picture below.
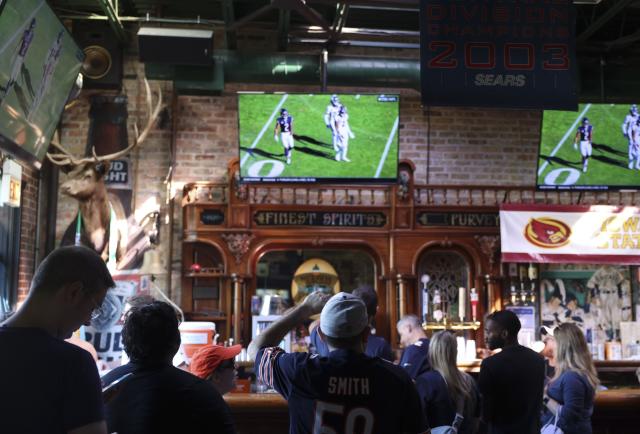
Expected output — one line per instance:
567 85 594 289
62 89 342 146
320 292 368 338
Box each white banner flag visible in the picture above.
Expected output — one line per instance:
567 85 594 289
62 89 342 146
500 204 640 264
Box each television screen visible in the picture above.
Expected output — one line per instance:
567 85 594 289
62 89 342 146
0 0 83 168
537 103 640 191
238 93 399 183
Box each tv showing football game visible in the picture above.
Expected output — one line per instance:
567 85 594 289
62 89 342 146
0 0 84 168
537 103 640 191
238 93 399 183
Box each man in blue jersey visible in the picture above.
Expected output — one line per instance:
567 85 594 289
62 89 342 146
573 117 593 173
274 108 294 165
248 292 428 434
397 314 431 379
309 285 394 362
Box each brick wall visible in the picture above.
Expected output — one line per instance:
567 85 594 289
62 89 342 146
17 165 38 300
52 55 542 302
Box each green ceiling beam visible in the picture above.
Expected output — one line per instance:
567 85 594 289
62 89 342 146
96 0 126 43
221 0 237 50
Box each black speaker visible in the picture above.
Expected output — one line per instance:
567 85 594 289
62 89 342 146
138 27 214 66
73 21 123 90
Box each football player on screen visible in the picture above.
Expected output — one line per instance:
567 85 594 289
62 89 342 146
324 94 342 152
27 30 64 121
630 117 640 170
622 104 639 169
0 18 36 105
274 108 294 165
574 117 593 173
333 105 355 162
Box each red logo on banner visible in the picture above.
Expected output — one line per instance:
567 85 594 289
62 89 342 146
524 217 571 248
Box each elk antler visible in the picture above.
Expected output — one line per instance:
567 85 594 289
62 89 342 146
47 79 163 166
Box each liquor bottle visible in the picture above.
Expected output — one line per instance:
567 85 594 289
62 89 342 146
433 289 443 322
527 263 538 304
509 279 519 306
470 288 479 323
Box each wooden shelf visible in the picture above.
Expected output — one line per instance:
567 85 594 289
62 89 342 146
185 272 226 278
423 321 481 331
185 314 227 322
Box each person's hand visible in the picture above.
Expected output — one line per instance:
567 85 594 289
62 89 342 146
274 134 279 142
349 131 355 139
477 348 492 359
573 142 578 150
300 291 331 316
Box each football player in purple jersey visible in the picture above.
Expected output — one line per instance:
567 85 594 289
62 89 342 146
0 18 36 104
274 108 294 165
249 292 428 434
573 117 593 173
622 104 639 169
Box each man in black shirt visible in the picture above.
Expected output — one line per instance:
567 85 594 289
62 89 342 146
102 301 235 434
0 246 114 434
478 310 545 434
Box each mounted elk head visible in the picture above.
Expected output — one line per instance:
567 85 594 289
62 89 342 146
47 79 162 269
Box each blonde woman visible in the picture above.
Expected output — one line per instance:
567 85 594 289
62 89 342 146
415 331 479 433
542 322 599 434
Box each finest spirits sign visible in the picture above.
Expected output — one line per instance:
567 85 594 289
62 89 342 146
417 212 499 227
254 211 387 228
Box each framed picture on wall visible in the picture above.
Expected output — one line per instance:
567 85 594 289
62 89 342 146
540 264 633 342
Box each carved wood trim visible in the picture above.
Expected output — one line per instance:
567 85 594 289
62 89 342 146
221 233 255 264
475 235 500 266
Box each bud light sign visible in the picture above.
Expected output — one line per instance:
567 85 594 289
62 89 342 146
105 158 131 189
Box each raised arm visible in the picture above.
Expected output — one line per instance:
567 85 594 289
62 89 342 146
248 291 329 360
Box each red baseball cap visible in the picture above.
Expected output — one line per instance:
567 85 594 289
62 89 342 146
190 344 242 379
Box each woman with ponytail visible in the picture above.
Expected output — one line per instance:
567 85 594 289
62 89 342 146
415 331 480 433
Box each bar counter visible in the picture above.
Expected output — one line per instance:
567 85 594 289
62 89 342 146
224 388 640 434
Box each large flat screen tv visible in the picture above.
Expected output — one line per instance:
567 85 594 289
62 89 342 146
537 103 640 191
0 0 84 168
238 93 399 183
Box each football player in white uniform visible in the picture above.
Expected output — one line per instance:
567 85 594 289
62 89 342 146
630 117 640 170
0 18 36 104
573 117 593 173
28 30 64 121
333 105 355 162
274 108 294 164
324 94 342 152
622 104 639 169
